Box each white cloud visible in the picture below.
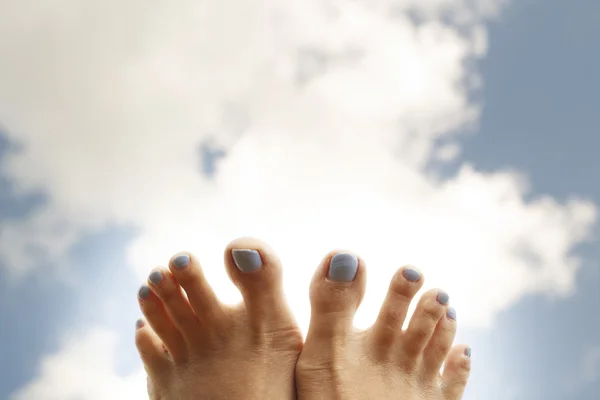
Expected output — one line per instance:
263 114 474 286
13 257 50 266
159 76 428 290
0 0 597 397
0 0 595 327
10 328 147 400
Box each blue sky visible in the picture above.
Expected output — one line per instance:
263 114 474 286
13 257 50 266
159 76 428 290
1 0 599 399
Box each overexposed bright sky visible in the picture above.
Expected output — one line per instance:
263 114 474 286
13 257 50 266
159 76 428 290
1 0 599 399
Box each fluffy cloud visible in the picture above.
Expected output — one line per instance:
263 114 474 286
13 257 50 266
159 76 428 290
0 0 597 397
1 0 595 327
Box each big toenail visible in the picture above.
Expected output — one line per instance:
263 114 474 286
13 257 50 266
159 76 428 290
328 253 359 282
138 285 151 299
464 347 472 358
149 270 163 285
402 268 421 282
232 249 263 272
173 254 190 268
136 319 144 329
436 291 449 305
447 307 457 321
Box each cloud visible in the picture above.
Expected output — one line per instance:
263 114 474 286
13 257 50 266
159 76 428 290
2 0 597 398
0 3 597 398
9 328 147 400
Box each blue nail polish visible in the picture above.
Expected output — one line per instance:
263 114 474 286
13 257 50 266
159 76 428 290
232 249 263 272
328 253 359 282
437 291 449 305
447 307 457 321
149 270 163 285
464 347 472 358
136 319 144 329
173 254 190 268
138 285 151 299
402 268 421 282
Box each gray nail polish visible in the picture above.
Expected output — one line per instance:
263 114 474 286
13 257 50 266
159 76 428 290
149 270 163 285
232 249 263 272
437 291 449 305
136 319 144 329
328 253 359 282
447 307 457 321
402 268 421 282
138 285 151 299
173 254 190 268
464 347 472 358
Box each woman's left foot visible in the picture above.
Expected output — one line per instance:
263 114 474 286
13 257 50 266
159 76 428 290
135 237 302 400
296 250 471 400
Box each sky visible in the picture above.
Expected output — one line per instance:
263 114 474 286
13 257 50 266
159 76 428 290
0 0 598 399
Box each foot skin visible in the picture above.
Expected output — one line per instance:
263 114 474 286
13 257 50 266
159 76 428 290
296 251 471 400
135 238 303 400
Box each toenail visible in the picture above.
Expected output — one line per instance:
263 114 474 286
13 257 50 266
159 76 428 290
138 285 151 299
136 319 144 329
173 254 190 268
232 249 263 272
328 253 359 282
436 291 449 305
447 307 457 321
149 270 163 285
402 268 421 282
464 347 472 358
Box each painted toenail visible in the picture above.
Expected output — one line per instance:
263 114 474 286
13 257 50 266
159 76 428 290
138 285 151 299
232 249 263 272
136 319 144 329
447 307 457 321
402 268 421 282
328 253 359 282
436 291 449 305
464 347 472 358
173 254 190 268
149 270 163 285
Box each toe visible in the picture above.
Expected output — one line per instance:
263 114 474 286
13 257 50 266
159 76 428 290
224 237 296 331
371 266 423 348
135 319 170 380
147 268 201 341
168 252 226 326
441 345 471 399
421 307 457 377
400 289 449 361
305 250 366 341
138 285 186 361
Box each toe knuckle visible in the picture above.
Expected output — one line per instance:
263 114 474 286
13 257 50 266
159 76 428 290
422 300 443 322
388 275 414 301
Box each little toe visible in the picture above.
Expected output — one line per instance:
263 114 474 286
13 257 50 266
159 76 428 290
224 237 296 331
306 250 366 341
138 285 186 361
371 266 424 348
147 268 201 340
421 307 458 377
400 289 449 361
135 319 170 380
441 345 472 399
168 252 225 326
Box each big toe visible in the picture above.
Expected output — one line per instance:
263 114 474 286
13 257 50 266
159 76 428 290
305 251 366 342
225 237 296 331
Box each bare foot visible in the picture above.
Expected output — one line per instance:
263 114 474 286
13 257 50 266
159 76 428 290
296 251 471 400
135 237 302 400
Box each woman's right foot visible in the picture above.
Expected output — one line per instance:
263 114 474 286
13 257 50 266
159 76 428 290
135 237 302 400
296 251 471 400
